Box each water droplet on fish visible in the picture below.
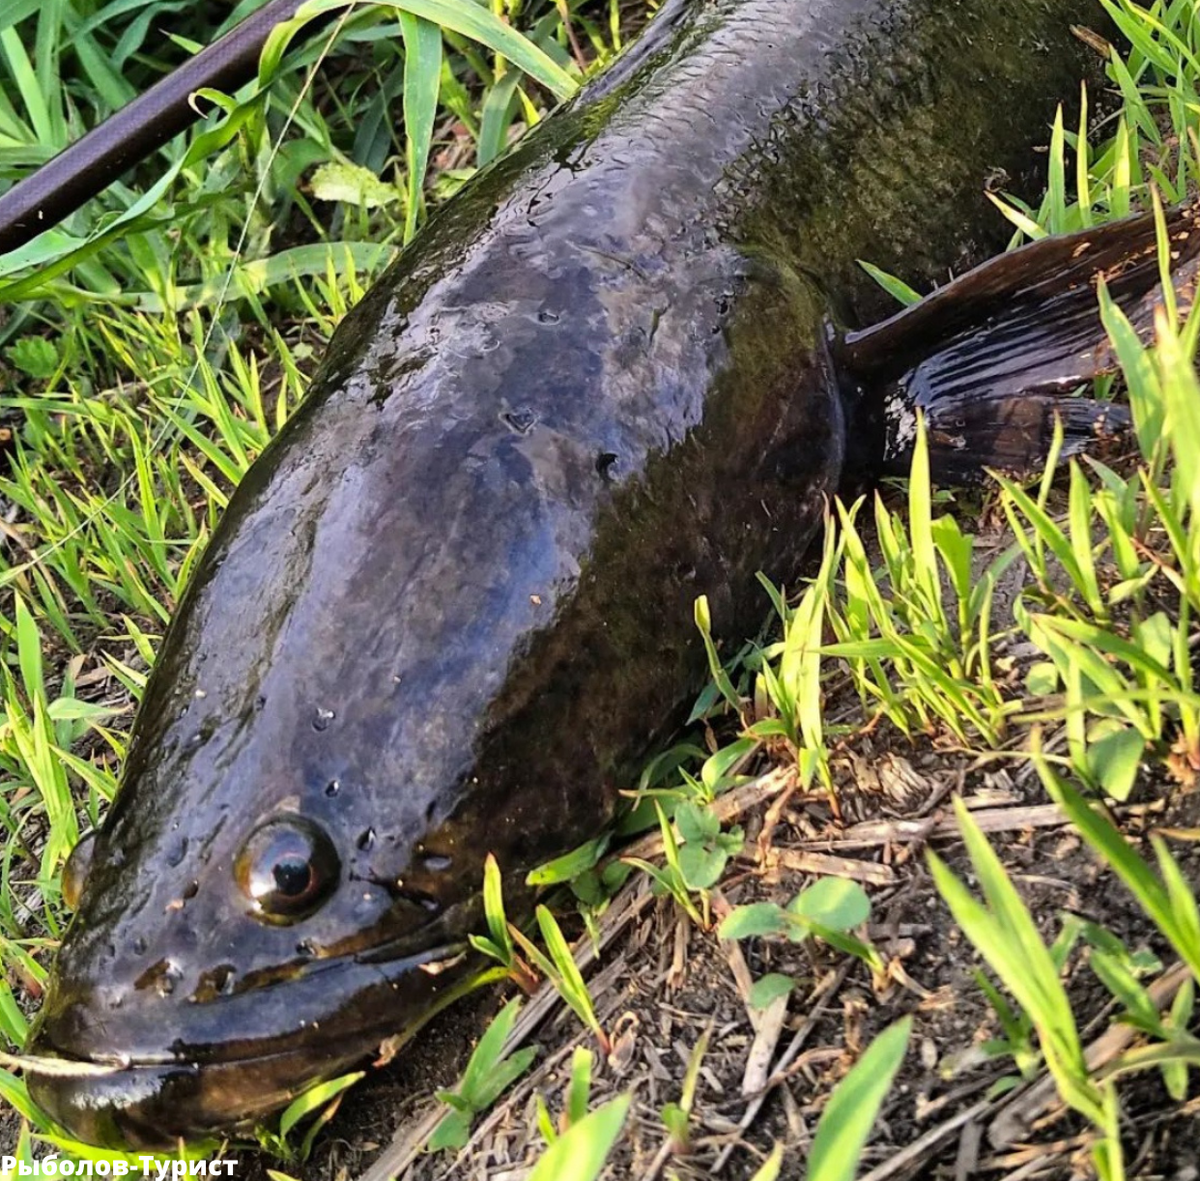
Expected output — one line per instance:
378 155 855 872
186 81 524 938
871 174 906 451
312 707 336 732
357 828 376 851
537 309 560 324
324 779 341 798
131 936 147 956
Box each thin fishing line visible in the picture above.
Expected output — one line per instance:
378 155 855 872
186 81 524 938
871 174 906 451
16 1 363 577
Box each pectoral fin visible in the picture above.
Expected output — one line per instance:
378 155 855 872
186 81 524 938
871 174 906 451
837 202 1199 483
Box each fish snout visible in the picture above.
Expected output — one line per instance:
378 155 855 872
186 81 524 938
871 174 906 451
25 979 263 1150
25 1005 350 1151
25 1055 207 1151
25 986 214 1150
27 894 478 1147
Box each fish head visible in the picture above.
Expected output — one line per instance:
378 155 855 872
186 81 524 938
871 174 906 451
26 693 496 1147
23 434 518 1148
26 713 487 1148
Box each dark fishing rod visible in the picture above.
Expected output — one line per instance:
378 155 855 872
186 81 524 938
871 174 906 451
0 0 309 257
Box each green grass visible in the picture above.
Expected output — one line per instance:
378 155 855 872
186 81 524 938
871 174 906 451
2 0 1200 1176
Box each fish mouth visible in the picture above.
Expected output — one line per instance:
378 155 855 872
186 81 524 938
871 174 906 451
25 942 472 1150
25 1046 354 1151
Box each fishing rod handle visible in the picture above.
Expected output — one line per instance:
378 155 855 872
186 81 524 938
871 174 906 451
0 0 307 257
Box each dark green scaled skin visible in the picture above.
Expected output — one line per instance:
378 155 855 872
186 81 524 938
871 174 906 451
30 0 1103 1148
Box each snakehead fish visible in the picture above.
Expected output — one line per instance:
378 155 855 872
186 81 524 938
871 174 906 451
24 0 1191 1149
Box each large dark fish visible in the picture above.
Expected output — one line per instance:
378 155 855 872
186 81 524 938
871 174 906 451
24 0 1189 1150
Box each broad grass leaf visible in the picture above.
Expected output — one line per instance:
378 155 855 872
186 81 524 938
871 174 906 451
807 1018 911 1181
718 903 788 941
748 974 794 1010
1086 725 1144 801
857 260 921 306
525 1093 631 1181
399 12 442 240
527 835 609 886
278 1072 364 1138
750 1144 784 1181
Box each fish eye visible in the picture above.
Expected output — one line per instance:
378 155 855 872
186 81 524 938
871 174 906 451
235 817 340 923
61 832 97 911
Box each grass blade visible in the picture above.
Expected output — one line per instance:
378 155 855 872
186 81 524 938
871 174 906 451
807 1018 911 1181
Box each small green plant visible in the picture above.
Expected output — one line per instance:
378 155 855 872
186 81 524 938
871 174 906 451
509 907 609 1054
623 799 743 928
973 913 1086 1088
1079 924 1198 1102
749 1144 785 1181
718 877 885 981
535 1046 594 1144
932 762 1200 1181
743 526 840 790
427 997 537 1152
256 1071 365 1161
659 1027 711 1155
1035 746 1200 981
930 797 1123 1180
821 421 1018 748
524 1092 631 1181
807 1017 911 1181
469 856 606 1049
4 336 59 379
468 853 538 992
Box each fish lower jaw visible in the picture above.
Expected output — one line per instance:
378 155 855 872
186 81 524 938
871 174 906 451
26 1058 218 1150
25 934 481 1147
25 1040 364 1151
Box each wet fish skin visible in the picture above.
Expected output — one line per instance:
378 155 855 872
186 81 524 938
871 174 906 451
27 0 1106 1148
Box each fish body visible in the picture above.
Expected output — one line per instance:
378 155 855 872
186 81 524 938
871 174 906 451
29 0 1109 1147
